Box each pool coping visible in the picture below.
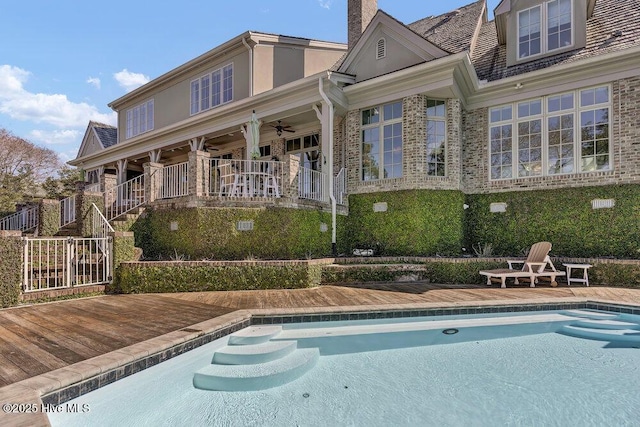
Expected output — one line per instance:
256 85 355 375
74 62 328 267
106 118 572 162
2 297 640 426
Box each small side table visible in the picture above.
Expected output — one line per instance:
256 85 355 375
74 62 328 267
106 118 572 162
563 263 592 287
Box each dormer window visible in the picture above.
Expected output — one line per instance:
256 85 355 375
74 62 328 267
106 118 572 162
518 0 572 60
376 38 386 60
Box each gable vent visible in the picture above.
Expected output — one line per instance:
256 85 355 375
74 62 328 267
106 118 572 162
376 38 386 59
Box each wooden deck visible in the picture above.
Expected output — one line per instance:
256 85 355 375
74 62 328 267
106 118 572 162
1 283 639 389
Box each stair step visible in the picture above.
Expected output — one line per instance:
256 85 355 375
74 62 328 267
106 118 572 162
213 340 297 365
227 326 282 345
561 310 619 320
572 319 640 330
559 325 640 343
193 348 319 391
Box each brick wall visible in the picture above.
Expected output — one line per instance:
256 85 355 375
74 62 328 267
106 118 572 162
462 76 640 194
345 95 463 195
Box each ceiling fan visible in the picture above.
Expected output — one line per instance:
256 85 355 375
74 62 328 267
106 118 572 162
271 120 295 137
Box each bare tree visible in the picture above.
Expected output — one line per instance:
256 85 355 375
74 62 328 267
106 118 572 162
0 128 61 213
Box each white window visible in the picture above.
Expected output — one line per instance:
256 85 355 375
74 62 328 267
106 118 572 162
190 63 233 115
125 99 154 139
361 101 403 181
489 85 611 180
518 0 572 59
426 99 446 177
376 38 386 59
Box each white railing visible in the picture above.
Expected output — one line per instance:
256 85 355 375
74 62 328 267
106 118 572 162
85 183 101 193
0 207 38 231
22 237 112 292
161 162 189 199
91 203 114 239
209 159 284 198
298 167 328 203
105 175 145 220
334 168 347 205
60 195 76 227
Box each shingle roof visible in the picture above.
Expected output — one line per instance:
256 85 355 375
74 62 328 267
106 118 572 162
408 0 485 54
91 122 118 148
472 0 640 82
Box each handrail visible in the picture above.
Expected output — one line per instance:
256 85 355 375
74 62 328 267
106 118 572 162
60 195 76 227
161 161 189 199
91 203 114 239
0 207 38 231
298 167 328 203
334 168 347 205
105 175 145 220
209 159 284 198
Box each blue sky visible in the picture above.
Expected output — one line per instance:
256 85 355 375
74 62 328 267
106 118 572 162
0 0 499 163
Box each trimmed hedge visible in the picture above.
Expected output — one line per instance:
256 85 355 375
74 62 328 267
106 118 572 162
0 232 23 307
112 262 324 293
338 190 465 256
465 185 640 258
132 207 333 260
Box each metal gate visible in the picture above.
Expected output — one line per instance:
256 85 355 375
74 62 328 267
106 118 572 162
22 237 112 292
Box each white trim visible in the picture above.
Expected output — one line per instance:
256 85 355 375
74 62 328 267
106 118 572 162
516 0 575 62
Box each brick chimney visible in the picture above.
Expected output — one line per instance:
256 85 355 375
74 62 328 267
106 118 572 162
348 0 377 50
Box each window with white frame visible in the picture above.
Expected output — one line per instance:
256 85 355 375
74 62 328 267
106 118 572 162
190 63 233 115
518 0 572 60
125 99 154 139
361 101 402 181
426 99 446 176
489 85 611 180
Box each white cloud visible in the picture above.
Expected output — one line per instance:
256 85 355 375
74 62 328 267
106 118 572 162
87 77 101 89
0 65 116 128
113 69 150 92
317 0 333 9
30 129 81 146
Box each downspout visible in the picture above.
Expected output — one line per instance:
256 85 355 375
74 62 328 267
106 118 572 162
318 74 337 256
242 37 253 97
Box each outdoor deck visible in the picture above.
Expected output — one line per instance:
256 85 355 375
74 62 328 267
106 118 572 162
2 283 640 388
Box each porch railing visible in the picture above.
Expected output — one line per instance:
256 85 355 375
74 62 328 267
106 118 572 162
298 167 328 203
105 175 145 220
85 183 101 193
161 162 189 199
334 167 347 205
209 159 284 198
0 207 38 231
60 195 76 227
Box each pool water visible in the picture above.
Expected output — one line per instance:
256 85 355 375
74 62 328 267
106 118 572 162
50 310 640 426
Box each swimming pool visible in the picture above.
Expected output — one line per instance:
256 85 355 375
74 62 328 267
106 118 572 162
49 308 640 426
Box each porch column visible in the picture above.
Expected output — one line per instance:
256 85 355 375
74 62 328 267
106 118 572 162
143 162 163 203
76 182 104 237
282 154 300 199
116 159 128 185
188 149 210 197
314 103 333 202
101 173 117 193
37 199 60 236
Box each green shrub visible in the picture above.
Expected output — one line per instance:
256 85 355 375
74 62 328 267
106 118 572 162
0 234 23 307
131 207 333 260
112 262 323 293
465 185 640 258
338 190 465 256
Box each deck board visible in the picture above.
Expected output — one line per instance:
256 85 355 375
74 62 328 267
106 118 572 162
0 283 639 388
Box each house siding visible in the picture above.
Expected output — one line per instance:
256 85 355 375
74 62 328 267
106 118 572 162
462 76 640 194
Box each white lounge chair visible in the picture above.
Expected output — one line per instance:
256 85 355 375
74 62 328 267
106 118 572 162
479 242 565 288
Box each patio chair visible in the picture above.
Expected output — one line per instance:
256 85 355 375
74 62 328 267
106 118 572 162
479 242 564 288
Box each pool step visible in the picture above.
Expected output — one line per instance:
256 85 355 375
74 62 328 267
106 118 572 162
193 348 319 391
572 319 640 330
561 310 619 320
559 325 640 343
212 340 297 365
227 326 282 345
